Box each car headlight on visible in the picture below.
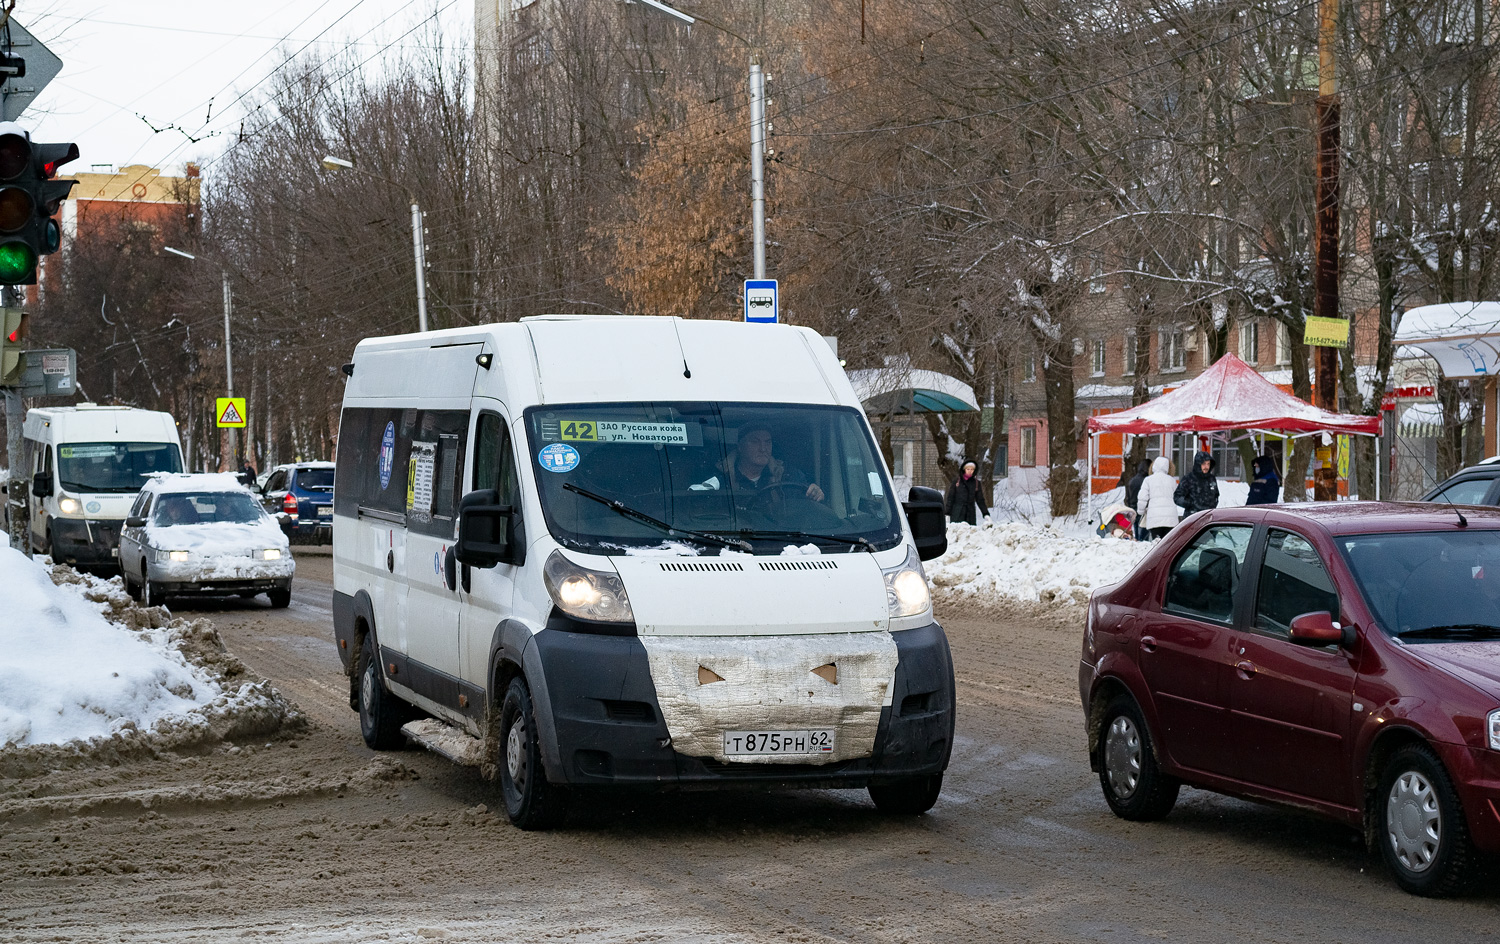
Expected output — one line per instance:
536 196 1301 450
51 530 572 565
57 496 80 514
156 549 190 563
262 548 283 560
1488 709 1500 751
543 550 633 623
882 546 931 618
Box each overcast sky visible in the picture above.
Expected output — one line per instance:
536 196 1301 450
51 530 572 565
14 1 473 176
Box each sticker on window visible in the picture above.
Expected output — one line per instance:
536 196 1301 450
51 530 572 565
538 443 581 473
408 441 436 520
59 445 118 459
559 420 689 445
378 421 396 490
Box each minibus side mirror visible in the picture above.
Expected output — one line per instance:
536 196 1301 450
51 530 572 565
903 485 948 561
455 489 524 568
32 471 52 498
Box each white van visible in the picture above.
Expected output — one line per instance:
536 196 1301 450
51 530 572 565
24 405 183 570
333 316 952 828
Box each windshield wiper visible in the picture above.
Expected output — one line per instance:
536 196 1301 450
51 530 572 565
727 529 875 552
60 479 136 493
1399 624 1500 641
562 483 752 553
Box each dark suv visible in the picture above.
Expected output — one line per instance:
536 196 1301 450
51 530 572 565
1421 457 1500 506
260 461 334 544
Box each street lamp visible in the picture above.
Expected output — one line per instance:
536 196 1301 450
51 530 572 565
164 245 239 471
319 154 428 333
634 0 768 279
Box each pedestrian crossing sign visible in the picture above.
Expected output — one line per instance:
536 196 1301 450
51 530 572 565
216 397 247 428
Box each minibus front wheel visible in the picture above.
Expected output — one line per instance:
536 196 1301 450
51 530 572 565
498 676 567 830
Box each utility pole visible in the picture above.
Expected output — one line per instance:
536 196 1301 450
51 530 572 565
4 283 27 555
749 60 767 279
222 268 236 470
1312 0 1341 501
411 201 428 332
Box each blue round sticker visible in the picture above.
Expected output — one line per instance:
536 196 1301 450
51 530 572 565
538 443 580 474
378 421 396 489
85 501 101 514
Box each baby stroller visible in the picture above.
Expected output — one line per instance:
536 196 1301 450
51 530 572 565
1094 502 1137 540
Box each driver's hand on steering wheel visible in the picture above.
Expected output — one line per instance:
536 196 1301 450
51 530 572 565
805 483 824 501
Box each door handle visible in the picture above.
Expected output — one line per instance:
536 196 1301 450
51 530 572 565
1140 635 1158 653
1235 660 1256 679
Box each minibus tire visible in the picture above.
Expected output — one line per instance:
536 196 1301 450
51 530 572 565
868 774 943 815
358 635 406 751
499 677 566 830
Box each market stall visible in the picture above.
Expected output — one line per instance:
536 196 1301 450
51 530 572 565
1084 353 1382 515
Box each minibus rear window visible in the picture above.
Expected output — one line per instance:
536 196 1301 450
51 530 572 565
524 402 903 555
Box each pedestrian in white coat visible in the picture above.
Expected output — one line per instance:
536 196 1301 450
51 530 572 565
1135 456 1180 540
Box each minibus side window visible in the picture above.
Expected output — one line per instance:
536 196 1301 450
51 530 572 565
474 412 520 507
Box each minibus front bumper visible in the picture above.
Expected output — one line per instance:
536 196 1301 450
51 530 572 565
531 620 955 789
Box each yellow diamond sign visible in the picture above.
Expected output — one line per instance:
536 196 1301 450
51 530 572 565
216 397 247 428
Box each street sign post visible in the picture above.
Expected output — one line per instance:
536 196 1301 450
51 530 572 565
744 278 778 323
216 397 247 428
0 20 62 121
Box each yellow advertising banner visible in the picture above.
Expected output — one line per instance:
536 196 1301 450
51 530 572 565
1337 434 1350 479
215 397 247 428
1303 316 1350 349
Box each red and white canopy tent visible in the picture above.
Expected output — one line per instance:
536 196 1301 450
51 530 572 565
1084 353 1382 509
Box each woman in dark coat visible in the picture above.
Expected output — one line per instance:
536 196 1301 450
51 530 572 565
945 460 990 525
1245 454 1281 505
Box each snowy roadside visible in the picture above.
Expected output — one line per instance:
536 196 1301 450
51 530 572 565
926 521 1153 608
0 540 304 778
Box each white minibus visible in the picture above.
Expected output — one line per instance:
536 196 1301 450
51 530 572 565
333 316 952 828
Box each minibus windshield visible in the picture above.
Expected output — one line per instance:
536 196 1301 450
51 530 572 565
58 442 183 493
524 403 904 554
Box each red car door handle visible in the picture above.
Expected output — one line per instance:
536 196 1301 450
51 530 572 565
1140 635 1158 653
1236 660 1256 679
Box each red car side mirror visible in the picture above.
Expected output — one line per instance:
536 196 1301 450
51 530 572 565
1289 611 1344 645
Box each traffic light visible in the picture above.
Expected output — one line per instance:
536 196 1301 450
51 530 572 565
0 122 76 285
0 307 22 385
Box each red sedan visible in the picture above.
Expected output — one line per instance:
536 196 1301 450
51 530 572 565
1080 502 1500 896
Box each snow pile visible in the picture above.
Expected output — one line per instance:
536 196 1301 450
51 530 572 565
0 545 303 776
927 521 1153 607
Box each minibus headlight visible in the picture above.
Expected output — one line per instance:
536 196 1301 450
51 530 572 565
57 496 80 514
882 546 931 619
543 550 633 623
1488 709 1500 751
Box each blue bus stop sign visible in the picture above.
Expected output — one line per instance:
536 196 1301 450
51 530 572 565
744 279 778 323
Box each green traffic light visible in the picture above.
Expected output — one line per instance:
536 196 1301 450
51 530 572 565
0 240 36 283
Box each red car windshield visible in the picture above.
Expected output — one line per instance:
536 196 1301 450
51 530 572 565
1339 530 1500 640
